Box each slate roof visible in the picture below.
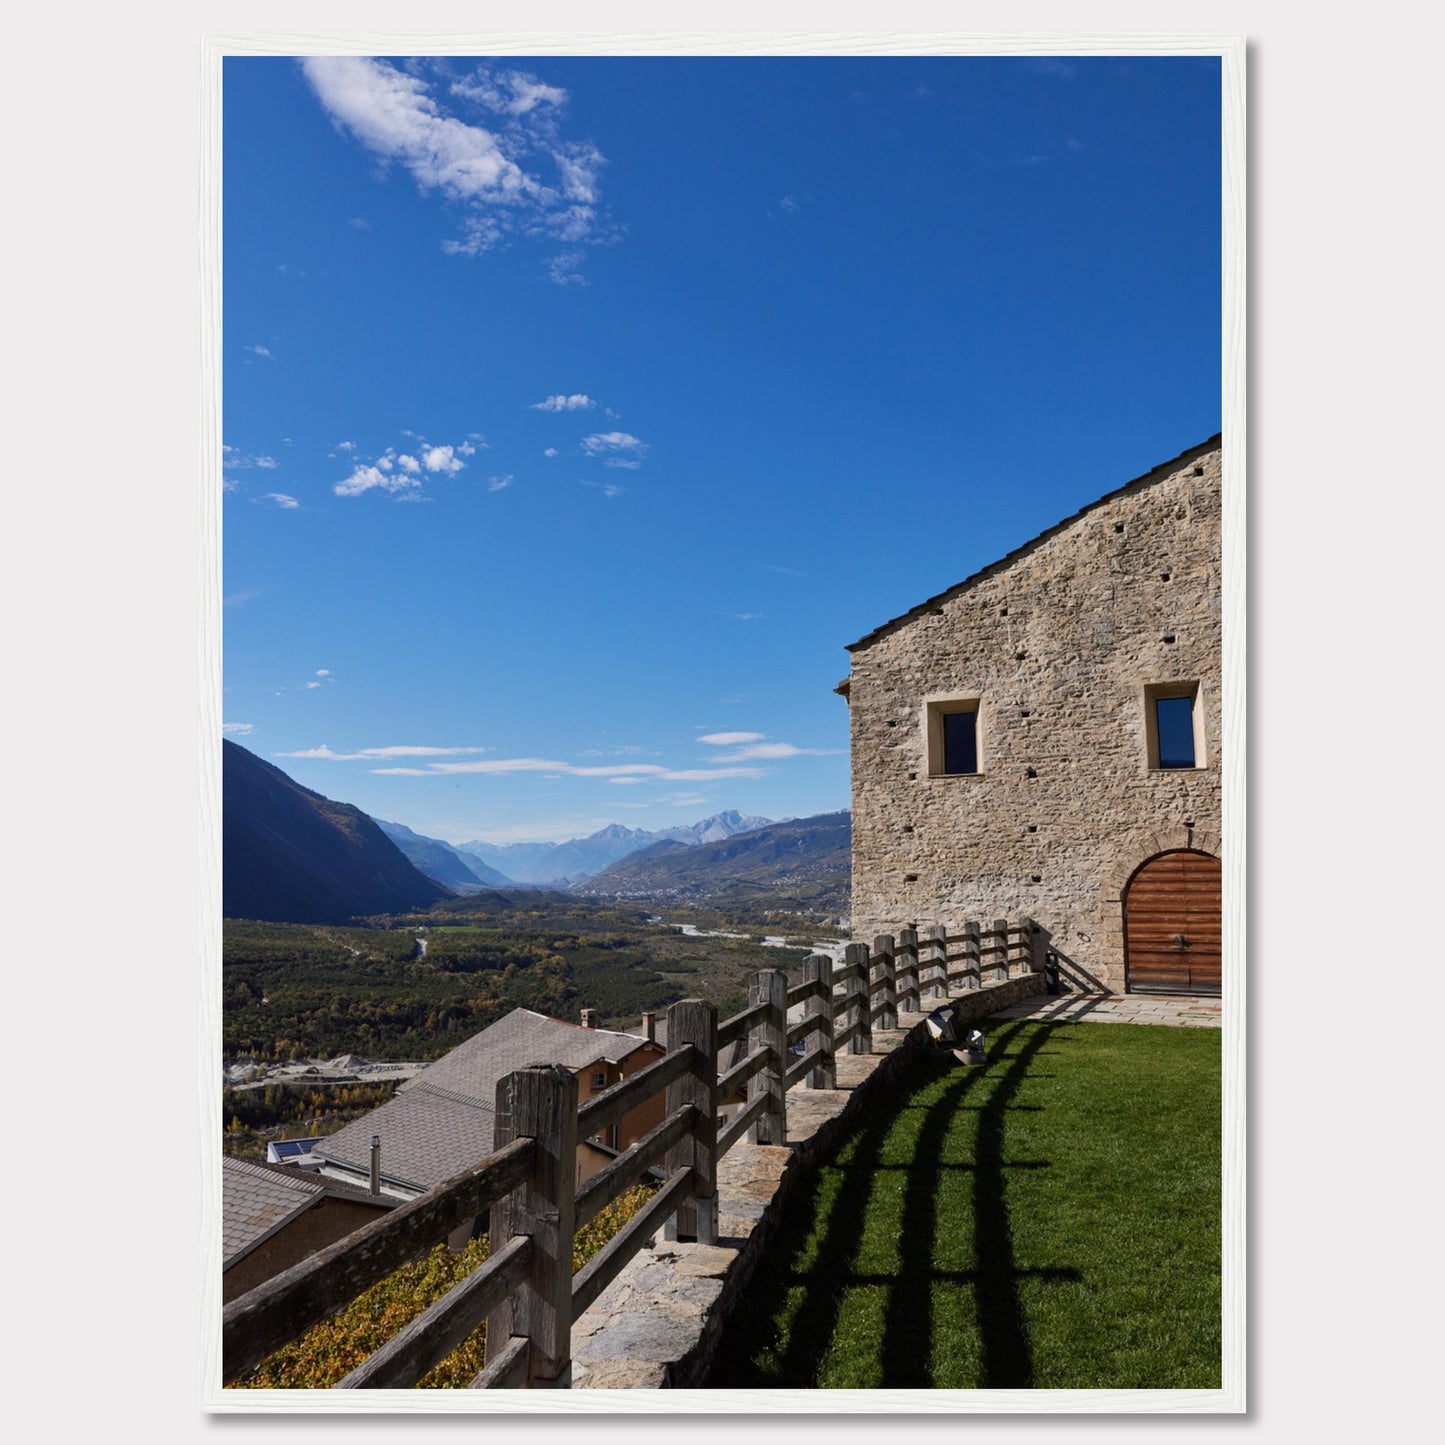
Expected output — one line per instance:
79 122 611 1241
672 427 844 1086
845 435 1222 652
221 1156 391 1267
311 1009 654 1195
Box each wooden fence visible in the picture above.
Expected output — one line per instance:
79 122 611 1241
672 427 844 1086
221 916 1046 1390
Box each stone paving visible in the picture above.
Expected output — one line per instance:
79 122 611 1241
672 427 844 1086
986 991 1222 1028
571 1024 919 1388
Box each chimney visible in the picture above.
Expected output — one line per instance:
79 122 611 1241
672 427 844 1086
641 1011 656 1042
369 1134 381 1196
580 1008 597 1029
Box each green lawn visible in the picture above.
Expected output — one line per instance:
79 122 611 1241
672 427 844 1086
706 1017 1221 1389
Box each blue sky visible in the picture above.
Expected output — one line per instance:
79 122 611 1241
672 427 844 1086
223 53 1221 845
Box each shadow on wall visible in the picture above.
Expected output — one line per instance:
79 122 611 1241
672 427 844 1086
1047 941 1110 994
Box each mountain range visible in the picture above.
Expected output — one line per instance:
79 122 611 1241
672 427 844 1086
224 738 848 923
577 811 852 915
374 818 512 891
452 811 776 884
222 740 451 924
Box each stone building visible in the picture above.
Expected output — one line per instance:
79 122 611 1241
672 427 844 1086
839 436 1223 995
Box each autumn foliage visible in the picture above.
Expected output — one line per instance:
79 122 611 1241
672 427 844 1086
235 1184 654 1389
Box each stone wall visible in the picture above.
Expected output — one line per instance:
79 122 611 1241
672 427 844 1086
844 440 1223 993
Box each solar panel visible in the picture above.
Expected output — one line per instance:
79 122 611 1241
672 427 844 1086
267 1138 320 1161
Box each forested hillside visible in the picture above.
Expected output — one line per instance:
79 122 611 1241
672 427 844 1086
223 740 451 923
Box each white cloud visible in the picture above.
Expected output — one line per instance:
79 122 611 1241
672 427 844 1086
223 722 254 735
264 492 300 509
530 393 595 412
303 681 322 690
223 446 279 470
780 195 799 212
714 742 843 762
333 463 421 498
547 251 588 286
422 444 464 474
349 216 370 229
246 344 273 358
336 440 356 452
582 481 626 499
580 431 647 460
316 669 331 676
697 730 840 762
603 458 640 471
488 476 513 491
303 57 531 206
544 447 558 458
276 744 489 762
333 435 472 497
727 612 763 621
301 58 607 262
371 756 766 782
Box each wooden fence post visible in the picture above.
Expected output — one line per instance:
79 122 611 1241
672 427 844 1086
663 999 718 1244
963 920 981 990
1017 917 1036 974
1029 918 1050 975
804 953 836 1089
924 926 948 999
484 1064 577 1388
873 934 896 1030
992 918 1009 983
844 942 872 1054
897 927 919 1013
748 969 788 1144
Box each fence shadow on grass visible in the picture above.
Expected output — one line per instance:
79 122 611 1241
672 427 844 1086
706 1019 1082 1388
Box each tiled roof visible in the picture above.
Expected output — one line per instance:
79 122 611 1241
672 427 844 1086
313 1083 498 1193
404 1009 649 1101
312 1009 652 1194
221 1156 390 1266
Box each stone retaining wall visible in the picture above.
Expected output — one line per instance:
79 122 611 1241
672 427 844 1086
570 972 1047 1389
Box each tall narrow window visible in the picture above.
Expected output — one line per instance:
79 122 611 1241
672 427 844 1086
1154 695 1196 768
943 709 978 774
926 698 982 776
1145 682 1205 770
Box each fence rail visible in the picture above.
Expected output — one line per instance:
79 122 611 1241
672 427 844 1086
222 914 1047 1390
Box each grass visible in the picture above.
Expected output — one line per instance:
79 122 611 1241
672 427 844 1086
706 1017 1221 1390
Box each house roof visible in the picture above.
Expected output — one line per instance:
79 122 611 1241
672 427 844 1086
221 1155 392 1268
310 1082 499 1194
310 1009 654 1194
845 435 1222 653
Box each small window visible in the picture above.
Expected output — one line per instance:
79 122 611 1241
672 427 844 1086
943 710 978 774
1145 683 1204 770
591 1072 607 1090
926 698 982 776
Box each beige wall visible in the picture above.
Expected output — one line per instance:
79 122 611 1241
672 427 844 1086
844 442 1223 993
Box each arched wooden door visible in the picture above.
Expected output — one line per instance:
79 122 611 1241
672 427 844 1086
1123 849 1222 996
